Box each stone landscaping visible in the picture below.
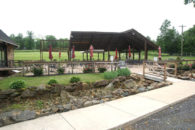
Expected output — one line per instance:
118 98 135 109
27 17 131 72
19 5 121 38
0 74 172 127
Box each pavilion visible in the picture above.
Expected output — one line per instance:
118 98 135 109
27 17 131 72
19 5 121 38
69 29 158 61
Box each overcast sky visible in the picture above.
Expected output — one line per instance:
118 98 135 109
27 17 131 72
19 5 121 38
0 0 194 40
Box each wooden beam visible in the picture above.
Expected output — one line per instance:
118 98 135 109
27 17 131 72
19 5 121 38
139 51 141 61
144 40 147 60
133 48 135 60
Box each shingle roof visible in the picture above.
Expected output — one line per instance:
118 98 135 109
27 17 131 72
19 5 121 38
69 29 158 51
0 29 18 47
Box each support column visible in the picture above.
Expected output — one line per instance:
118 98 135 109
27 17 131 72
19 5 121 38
133 48 135 60
119 52 121 60
144 40 147 60
103 52 105 61
82 52 84 61
98 52 99 61
126 50 128 59
139 51 141 61
108 50 110 61
87 51 88 61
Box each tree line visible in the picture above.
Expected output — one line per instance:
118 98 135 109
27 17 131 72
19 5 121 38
156 19 195 55
10 32 69 50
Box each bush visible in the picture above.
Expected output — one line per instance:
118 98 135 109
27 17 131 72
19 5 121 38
10 80 25 89
70 77 80 83
33 67 43 76
57 67 64 74
192 63 195 69
169 64 175 68
83 68 93 73
117 68 131 76
104 71 118 80
48 79 58 85
182 65 190 71
98 67 107 73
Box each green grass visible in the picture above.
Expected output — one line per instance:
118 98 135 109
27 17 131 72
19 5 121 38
0 73 104 90
14 50 195 61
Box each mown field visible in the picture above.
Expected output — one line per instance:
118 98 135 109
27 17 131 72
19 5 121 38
14 50 195 61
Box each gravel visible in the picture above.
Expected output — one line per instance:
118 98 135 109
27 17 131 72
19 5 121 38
119 95 195 130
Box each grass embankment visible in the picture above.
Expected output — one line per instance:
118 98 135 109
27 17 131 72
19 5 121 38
0 73 104 90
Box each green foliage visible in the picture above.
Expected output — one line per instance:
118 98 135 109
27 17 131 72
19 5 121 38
36 100 44 109
183 25 195 53
48 79 58 85
57 67 64 74
156 20 181 54
182 65 190 71
117 68 131 76
184 0 195 7
33 67 43 76
192 63 195 69
169 64 175 68
70 77 80 83
83 68 93 73
10 80 25 89
98 67 107 73
104 71 118 80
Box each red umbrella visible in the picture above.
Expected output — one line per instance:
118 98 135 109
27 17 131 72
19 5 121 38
128 45 131 58
72 46 75 59
59 51 61 59
90 45 93 58
49 45 53 61
158 46 161 60
115 48 118 60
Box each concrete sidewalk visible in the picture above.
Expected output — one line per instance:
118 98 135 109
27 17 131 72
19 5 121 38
1 79 195 130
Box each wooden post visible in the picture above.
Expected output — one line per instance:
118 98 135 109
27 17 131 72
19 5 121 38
48 63 50 75
164 63 167 81
87 51 88 61
119 52 121 60
139 51 141 61
108 50 110 61
98 52 99 61
103 52 105 61
144 40 147 60
82 52 84 61
174 62 177 76
125 50 128 59
133 48 135 60
143 61 145 77
71 62 73 74
22 64 25 76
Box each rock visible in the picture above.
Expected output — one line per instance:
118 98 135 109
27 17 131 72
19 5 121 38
60 90 72 103
0 110 36 126
91 100 100 105
21 89 36 98
93 80 109 88
105 83 114 90
0 89 16 99
178 76 190 80
103 94 113 98
122 91 129 97
65 85 76 92
57 105 64 112
63 104 72 111
84 101 93 107
51 106 58 113
123 79 136 89
112 78 120 85
147 86 154 90
129 74 141 81
82 82 90 90
117 76 126 82
137 87 146 92
36 85 47 95
156 82 168 88
10 92 20 97
112 89 124 95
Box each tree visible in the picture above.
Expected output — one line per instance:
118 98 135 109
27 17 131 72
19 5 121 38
183 25 195 53
156 20 181 54
184 0 195 7
25 31 35 50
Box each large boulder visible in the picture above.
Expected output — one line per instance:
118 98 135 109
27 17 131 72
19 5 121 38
21 89 36 98
93 80 109 88
65 85 76 92
0 89 16 99
123 79 136 89
0 110 36 126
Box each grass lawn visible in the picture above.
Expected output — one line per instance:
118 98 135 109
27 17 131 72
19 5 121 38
0 73 104 90
14 50 195 61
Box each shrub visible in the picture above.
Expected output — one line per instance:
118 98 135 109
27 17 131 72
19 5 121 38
33 67 43 76
169 64 175 68
104 71 118 80
192 63 195 69
117 68 131 76
70 77 80 83
10 80 25 89
36 100 44 109
48 79 58 85
83 68 93 73
182 65 190 71
57 67 64 74
98 67 107 73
